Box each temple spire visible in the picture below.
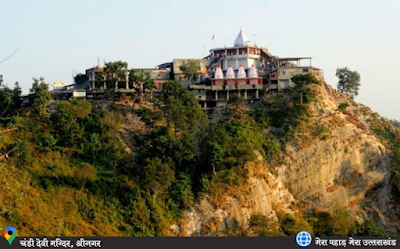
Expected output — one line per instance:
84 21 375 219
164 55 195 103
234 28 250 47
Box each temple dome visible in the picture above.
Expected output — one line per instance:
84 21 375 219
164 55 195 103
214 65 224 79
225 65 235 79
237 65 247 78
234 29 250 47
249 64 258 78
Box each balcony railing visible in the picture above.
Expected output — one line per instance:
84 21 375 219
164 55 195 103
211 78 263 87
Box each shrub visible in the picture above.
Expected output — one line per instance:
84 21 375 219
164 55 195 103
249 213 280 236
281 214 314 236
337 102 350 112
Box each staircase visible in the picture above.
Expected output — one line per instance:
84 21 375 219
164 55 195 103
207 55 226 77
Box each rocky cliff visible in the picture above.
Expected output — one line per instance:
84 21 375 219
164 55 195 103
174 82 399 236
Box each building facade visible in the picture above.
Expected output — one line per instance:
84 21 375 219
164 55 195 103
190 29 325 109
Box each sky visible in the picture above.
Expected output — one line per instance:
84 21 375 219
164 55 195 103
0 0 399 119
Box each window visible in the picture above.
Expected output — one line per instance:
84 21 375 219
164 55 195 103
303 69 309 73
282 71 286 75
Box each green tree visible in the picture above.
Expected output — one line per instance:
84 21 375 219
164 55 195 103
50 99 92 146
0 77 22 118
88 133 102 165
102 61 128 90
291 73 319 105
129 69 155 108
249 213 281 236
75 163 97 190
349 219 388 236
281 214 314 236
161 81 207 139
74 73 89 85
336 67 361 99
29 77 51 116
140 157 175 204
331 208 355 236
179 59 202 83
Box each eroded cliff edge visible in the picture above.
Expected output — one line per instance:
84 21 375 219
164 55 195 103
174 82 399 236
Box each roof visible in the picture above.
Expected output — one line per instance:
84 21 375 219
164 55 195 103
277 57 313 61
209 44 265 52
234 29 250 47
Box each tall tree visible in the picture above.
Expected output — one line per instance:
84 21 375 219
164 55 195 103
50 99 92 146
291 73 319 105
129 69 155 108
179 59 202 83
102 61 128 90
0 77 22 118
336 67 361 99
74 73 89 85
29 77 51 116
161 81 207 138
140 157 175 204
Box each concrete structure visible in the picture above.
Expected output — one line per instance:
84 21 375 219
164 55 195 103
50 89 87 101
206 29 278 84
84 66 170 92
50 29 324 109
52 80 67 90
192 28 325 109
269 57 324 90
86 66 105 90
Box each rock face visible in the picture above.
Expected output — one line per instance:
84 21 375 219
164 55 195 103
176 82 398 236
280 83 392 211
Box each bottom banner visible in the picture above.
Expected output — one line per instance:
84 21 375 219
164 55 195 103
0 236 398 249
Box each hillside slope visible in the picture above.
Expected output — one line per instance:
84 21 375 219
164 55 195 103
175 82 400 236
0 80 399 237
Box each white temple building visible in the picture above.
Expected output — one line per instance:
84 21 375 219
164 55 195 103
52 79 67 90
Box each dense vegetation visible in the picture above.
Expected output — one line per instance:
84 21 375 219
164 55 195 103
0 73 395 236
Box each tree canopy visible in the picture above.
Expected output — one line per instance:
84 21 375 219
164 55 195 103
102 61 129 89
291 73 319 105
74 73 89 85
29 77 51 116
0 75 22 118
129 69 155 107
179 59 202 83
336 67 361 99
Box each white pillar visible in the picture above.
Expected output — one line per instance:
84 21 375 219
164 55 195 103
226 90 229 100
215 91 218 100
92 71 95 90
256 89 259 99
203 101 207 109
244 90 247 100
125 72 129 90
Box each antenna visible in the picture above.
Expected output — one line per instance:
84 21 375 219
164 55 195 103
97 57 100 66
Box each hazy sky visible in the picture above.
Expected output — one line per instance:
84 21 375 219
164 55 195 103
0 0 399 119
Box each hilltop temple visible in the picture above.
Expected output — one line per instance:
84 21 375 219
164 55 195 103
51 29 324 108
190 29 324 109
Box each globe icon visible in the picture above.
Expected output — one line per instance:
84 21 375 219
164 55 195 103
296 231 312 247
